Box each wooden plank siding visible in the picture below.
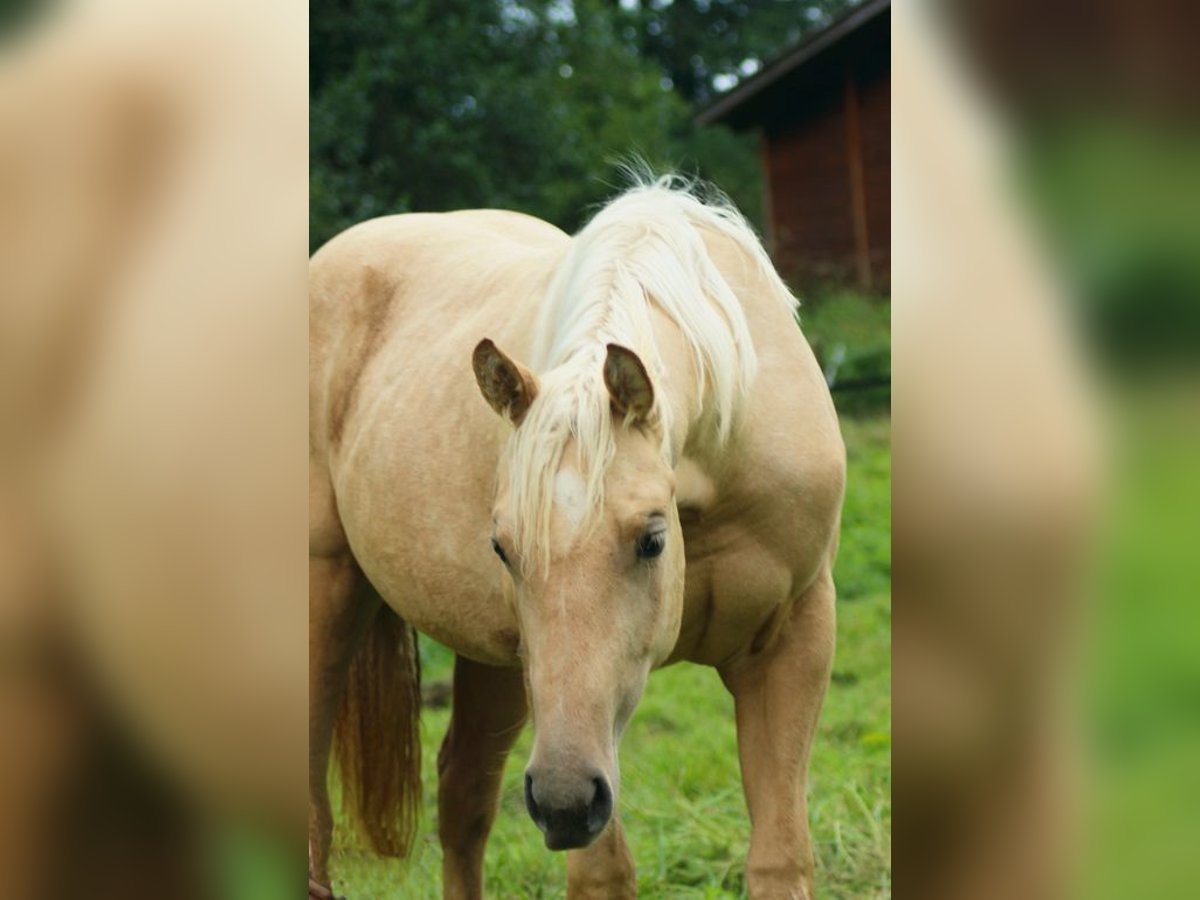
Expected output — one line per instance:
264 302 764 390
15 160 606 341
857 55 891 290
765 85 857 285
698 0 890 292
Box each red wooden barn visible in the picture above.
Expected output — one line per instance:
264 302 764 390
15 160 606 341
699 0 890 291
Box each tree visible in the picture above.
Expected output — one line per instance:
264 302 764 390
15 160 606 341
310 0 859 248
609 0 860 104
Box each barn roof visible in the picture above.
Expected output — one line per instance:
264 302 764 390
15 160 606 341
696 0 890 129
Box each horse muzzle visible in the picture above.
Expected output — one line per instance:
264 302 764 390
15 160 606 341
523 767 613 850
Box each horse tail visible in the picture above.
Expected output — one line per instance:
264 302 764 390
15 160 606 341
332 603 422 858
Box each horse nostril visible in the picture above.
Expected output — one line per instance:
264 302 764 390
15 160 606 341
524 772 543 827
587 776 613 835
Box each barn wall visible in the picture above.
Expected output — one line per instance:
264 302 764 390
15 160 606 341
858 64 891 289
764 85 856 287
758 56 890 291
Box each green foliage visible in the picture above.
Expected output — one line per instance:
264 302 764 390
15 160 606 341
310 0 863 250
796 290 891 415
207 824 299 900
329 415 891 898
1083 384 1200 900
614 0 859 104
1021 117 1200 367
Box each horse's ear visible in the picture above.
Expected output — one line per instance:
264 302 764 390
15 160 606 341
604 344 655 425
473 339 538 426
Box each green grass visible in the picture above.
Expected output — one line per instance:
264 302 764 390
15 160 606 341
1082 382 1200 900
330 415 891 898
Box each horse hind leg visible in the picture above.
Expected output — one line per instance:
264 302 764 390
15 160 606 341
718 568 837 900
308 551 379 897
437 654 527 900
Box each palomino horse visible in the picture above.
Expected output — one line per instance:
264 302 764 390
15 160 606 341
309 178 845 898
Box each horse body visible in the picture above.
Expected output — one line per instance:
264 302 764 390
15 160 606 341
311 210 569 664
309 183 844 899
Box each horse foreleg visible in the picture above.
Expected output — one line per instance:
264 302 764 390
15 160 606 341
308 553 377 895
719 569 836 900
566 815 636 899
437 655 527 899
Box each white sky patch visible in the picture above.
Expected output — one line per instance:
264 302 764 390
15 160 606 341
546 0 577 25
498 0 537 30
712 72 738 92
553 468 588 533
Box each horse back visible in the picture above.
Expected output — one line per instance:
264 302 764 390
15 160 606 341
309 211 567 461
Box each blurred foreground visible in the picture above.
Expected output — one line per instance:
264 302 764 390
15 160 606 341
894 1 1198 898
0 2 306 897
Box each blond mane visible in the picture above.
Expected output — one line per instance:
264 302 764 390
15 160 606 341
502 175 797 570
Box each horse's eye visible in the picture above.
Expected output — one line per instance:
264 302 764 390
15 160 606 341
636 530 665 560
491 537 510 566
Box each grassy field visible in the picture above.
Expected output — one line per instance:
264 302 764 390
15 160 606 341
330 413 890 898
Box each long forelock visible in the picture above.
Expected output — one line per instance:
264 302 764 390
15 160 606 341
501 365 618 575
502 173 795 571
